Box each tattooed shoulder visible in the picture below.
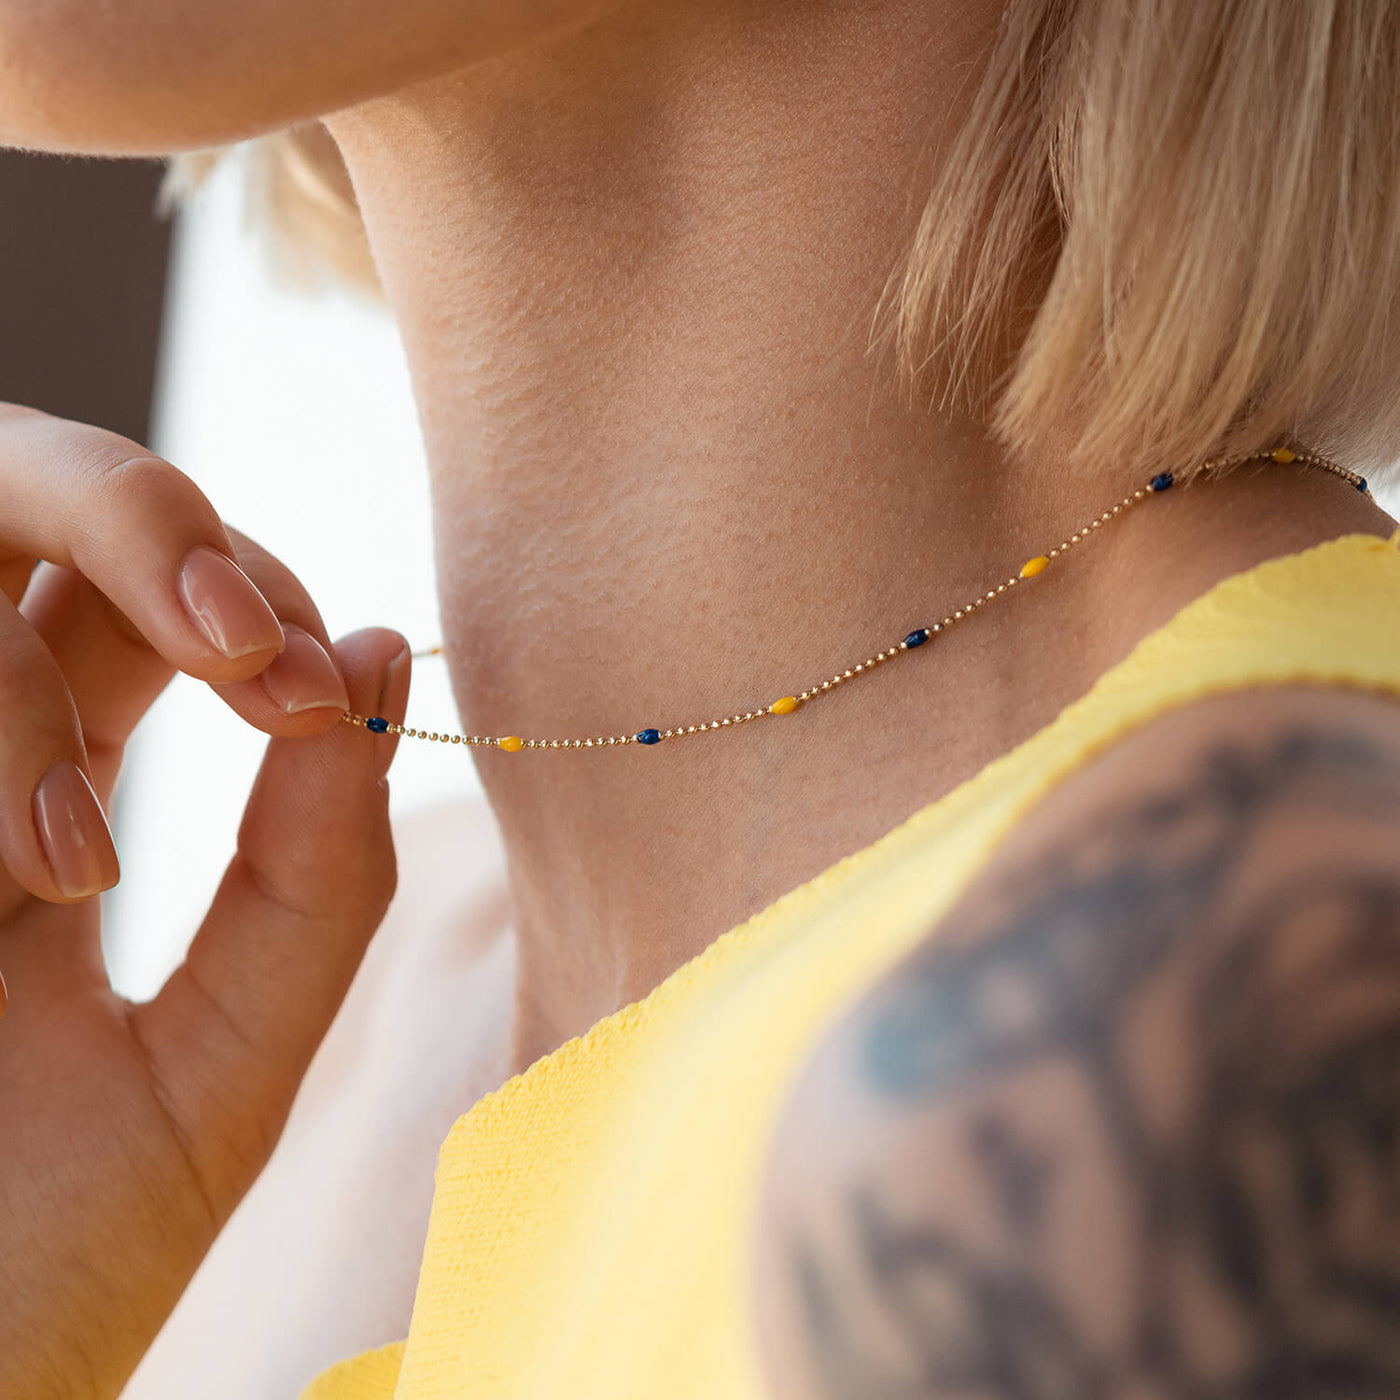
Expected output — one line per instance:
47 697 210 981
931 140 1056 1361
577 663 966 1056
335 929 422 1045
753 685 1400 1400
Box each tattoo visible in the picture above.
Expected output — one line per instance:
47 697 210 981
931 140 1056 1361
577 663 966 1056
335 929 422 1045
969 1116 1054 1239
789 727 1400 1399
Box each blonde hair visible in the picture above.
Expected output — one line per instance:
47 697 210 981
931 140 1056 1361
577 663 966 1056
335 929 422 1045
160 121 381 300
163 0 1400 481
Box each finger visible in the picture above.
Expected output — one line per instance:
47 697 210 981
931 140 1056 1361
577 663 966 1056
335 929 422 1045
20 563 179 802
132 628 410 1206
206 529 349 735
0 403 285 683
24 537 350 803
0 589 118 908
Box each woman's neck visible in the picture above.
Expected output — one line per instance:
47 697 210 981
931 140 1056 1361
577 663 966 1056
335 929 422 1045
325 0 1390 1068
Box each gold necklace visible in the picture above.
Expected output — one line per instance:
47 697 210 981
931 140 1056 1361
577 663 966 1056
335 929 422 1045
344 445 1366 754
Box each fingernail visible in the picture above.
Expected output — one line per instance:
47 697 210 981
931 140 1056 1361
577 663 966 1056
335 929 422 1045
176 545 285 660
371 640 412 782
260 625 351 715
380 638 412 714
32 760 120 900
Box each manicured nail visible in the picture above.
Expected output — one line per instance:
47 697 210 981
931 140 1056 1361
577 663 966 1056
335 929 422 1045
32 760 120 899
176 545 285 660
260 625 351 715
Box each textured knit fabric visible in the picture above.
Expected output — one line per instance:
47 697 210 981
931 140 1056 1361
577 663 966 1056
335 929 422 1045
301 531 1400 1400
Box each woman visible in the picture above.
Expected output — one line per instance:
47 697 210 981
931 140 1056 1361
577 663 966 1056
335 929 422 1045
2 1 1399 1397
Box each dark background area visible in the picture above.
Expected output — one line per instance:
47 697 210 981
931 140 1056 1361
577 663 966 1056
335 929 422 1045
0 151 173 445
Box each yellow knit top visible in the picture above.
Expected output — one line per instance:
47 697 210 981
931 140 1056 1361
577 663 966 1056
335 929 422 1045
301 530 1400 1400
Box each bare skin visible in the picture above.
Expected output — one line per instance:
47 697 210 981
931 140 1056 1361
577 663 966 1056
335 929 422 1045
125 798 518 1400
0 1 1394 1397
319 0 1393 1063
757 685 1400 1400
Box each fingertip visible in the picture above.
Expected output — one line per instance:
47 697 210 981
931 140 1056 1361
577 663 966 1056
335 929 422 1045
331 630 411 713
332 627 411 678
31 758 121 903
174 544 286 670
330 629 412 781
377 635 412 723
258 625 350 718
212 628 404 741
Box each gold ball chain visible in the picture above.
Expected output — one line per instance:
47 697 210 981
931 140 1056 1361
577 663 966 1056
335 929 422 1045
343 445 1367 754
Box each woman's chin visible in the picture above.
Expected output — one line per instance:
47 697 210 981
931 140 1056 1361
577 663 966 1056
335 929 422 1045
0 0 632 157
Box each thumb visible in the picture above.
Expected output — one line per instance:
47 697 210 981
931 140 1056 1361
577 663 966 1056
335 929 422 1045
133 627 411 1209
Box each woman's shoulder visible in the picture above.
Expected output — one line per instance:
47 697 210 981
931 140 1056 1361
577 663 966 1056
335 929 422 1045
753 679 1400 1398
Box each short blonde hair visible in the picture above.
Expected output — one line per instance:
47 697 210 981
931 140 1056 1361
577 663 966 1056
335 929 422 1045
163 0 1400 482
160 120 380 301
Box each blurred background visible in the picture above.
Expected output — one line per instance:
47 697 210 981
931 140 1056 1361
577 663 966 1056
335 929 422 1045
0 145 480 999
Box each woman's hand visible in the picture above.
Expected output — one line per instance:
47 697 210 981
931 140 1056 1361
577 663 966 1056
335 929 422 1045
0 403 410 1399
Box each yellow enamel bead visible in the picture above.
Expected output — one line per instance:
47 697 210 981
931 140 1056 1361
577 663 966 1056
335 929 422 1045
769 696 800 715
1272 447 1296 463
499 735 523 752
1019 555 1050 579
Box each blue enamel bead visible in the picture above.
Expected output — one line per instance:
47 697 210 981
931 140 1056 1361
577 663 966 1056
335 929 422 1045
1149 472 1174 492
366 716 390 734
635 728 661 745
904 629 930 649
1357 477 1369 492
